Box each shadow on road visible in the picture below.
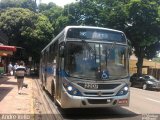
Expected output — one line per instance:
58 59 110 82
58 107 139 120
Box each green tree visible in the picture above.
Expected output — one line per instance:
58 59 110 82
38 2 57 12
0 0 37 12
39 2 70 35
0 8 53 62
63 0 100 26
20 0 37 12
126 0 160 74
0 0 20 9
63 0 129 29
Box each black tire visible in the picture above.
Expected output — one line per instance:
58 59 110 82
130 82 134 87
41 75 46 90
41 80 45 90
51 81 59 106
51 81 55 99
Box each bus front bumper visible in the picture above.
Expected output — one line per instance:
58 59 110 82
60 91 130 108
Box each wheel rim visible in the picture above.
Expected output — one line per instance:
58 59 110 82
143 84 147 90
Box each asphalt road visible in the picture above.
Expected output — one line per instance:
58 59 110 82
55 87 160 120
125 87 160 114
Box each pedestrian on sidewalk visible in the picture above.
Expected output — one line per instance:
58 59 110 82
13 62 19 76
15 61 26 94
8 62 13 75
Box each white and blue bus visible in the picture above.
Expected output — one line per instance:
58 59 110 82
40 26 130 108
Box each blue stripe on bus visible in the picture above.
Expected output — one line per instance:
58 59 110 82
59 69 67 77
42 67 67 77
43 67 54 74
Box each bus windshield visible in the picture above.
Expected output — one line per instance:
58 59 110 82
65 41 128 80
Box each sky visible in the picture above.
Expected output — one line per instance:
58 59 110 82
40 0 76 7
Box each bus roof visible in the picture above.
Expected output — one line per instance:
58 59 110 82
65 26 124 33
41 26 125 53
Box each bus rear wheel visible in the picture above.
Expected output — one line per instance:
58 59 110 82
41 77 45 90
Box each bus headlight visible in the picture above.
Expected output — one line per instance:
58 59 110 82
116 84 129 96
67 86 73 91
63 80 82 96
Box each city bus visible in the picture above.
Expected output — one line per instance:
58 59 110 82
40 26 130 108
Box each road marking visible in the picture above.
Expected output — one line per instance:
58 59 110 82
145 98 160 103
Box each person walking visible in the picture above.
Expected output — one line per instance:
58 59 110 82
13 62 19 76
8 62 13 75
15 61 26 94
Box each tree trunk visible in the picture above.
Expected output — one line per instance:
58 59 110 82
136 47 144 75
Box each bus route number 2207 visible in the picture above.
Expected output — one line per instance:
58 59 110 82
84 83 98 89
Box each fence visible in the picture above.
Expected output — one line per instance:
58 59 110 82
148 68 160 80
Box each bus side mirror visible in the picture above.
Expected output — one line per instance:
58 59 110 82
60 46 64 57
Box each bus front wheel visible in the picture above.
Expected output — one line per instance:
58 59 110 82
51 81 58 106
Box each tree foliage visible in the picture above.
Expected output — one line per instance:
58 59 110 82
39 2 66 35
126 0 160 74
0 8 53 62
0 0 37 12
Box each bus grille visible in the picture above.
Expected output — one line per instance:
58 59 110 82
78 83 120 90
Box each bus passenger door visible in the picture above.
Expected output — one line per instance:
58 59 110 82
43 51 48 88
57 44 65 102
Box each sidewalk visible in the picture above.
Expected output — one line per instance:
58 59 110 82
0 75 34 114
0 75 59 120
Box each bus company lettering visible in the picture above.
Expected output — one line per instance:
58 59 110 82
84 83 98 89
1 114 30 120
